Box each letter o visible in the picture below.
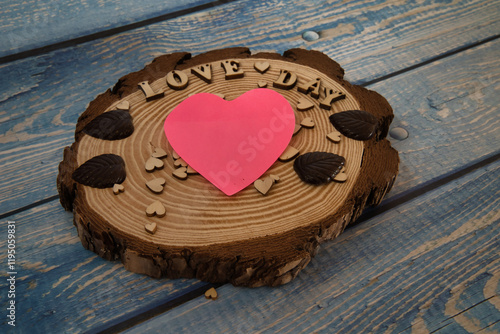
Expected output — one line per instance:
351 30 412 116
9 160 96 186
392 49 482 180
166 70 189 90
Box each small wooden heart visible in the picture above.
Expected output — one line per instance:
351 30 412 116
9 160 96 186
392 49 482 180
254 61 270 73
269 174 280 183
297 98 314 111
144 222 157 234
293 123 302 136
174 157 188 167
116 100 130 111
254 177 274 195
326 131 342 143
186 165 198 174
279 146 300 162
173 167 188 180
204 287 218 300
189 92 224 99
145 157 164 172
112 183 124 195
146 200 166 217
333 168 347 182
146 177 166 193
300 117 315 128
151 147 168 159
257 80 267 88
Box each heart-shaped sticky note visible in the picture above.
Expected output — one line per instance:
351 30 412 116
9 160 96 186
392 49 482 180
164 88 295 195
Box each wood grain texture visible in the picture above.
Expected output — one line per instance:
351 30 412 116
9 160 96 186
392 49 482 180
0 201 210 333
1 38 498 223
0 0 220 58
1 0 499 216
0 0 498 331
122 159 500 334
0 41 495 331
71 57 369 246
57 49 398 287
374 38 500 199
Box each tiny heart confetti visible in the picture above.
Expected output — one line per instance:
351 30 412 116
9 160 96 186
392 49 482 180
300 117 315 128
146 178 166 194
254 177 274 195
151 147 168 159
173 167 188 180
112 183 124 195
144 222 157 234
164 89 295 195
115 100 130 111
145 157 164 172
326 131 342 143
204 287 218 300
254 61 270 73
146 200 166 217
297 97 314 111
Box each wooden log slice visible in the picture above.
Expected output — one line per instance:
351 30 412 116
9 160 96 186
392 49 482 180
57 48 399 287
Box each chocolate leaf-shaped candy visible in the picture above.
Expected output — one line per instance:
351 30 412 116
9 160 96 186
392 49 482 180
83 110 134 140
72 154 126 188
329 110 378 141
293 152 345 185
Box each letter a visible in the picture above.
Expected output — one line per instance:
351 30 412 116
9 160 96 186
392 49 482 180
298 77 321 99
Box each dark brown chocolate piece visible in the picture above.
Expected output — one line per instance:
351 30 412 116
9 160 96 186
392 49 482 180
83 110 134 140
329 110 378 141
293 152 345 185
72 154 126 188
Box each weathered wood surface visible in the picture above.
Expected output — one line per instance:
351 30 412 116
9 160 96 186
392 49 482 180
1 0 499 215
0 34 491 334
0 0 221 59
0 0 498 332
124 159 500 334
0 201 211 333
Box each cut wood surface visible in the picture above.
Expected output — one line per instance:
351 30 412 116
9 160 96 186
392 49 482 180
0 0 499 216
57 49 398 286
0 0 498 332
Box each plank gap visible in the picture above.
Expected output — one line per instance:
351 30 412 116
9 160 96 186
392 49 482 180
91 283 224 334
0 0 240 65
361 34 500 87
0 194 60 220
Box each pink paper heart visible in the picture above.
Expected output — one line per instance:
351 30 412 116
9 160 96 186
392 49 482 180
164 88 295 195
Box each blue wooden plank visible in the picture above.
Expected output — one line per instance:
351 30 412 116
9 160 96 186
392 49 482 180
0 39 497 334
0 0 498 216
0 1 497 332
0 0 221 59
1 17 498 215
0 200 211 333
121 156 500 334
370 38 500 199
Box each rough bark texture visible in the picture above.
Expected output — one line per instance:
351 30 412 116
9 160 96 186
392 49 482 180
57 48 399 287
